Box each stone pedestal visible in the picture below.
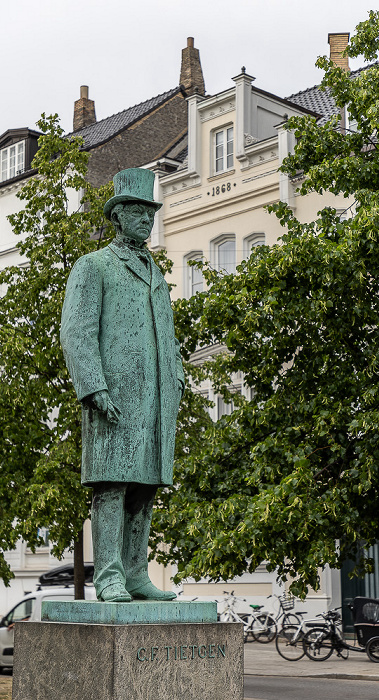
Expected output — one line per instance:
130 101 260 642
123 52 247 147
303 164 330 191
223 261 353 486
12 603 244 699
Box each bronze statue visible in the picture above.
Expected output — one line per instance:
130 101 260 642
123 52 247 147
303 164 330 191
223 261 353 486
61 168 184 602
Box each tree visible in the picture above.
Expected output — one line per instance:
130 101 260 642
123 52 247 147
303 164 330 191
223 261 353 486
149 10 379 596
0 114 113 595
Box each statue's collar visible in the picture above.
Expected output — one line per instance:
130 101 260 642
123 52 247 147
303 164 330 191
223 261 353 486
108 239 164 291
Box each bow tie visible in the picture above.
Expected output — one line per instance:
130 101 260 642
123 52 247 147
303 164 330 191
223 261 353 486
116 239 151 265
128 243 150 266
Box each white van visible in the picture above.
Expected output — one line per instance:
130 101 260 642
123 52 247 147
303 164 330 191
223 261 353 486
0 586 96 670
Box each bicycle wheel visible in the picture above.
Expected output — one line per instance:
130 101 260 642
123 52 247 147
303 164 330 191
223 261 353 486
303 628 334 661
366 636 379 662
275 625 305 661
251 614 277 643
282 613 301 628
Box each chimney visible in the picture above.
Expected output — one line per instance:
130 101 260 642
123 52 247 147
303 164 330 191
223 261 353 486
73 85 97 131
328 33 350 71
179 37 205 96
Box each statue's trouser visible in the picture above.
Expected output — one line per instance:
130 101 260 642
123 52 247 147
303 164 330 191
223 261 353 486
91 482 157 598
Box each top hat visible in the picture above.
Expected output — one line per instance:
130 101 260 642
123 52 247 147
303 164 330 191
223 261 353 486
104 168 162 220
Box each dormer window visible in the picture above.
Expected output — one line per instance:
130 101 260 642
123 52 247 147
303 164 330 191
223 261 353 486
214 126 234 174
1 141 25 182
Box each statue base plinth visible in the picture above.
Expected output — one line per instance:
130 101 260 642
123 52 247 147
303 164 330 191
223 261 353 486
41 599 217 624
12 619 244 699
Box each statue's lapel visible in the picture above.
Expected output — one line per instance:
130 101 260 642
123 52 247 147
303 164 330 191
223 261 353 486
150 259 165 292
108 241 151 285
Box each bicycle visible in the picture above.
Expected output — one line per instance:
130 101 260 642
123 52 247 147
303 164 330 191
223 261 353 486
303 599 379 663
275 612 331 661
217 591 276 644
243 606 277 644
217 592 251 633
302 609 351 661
244 593 305 643
267 593 304 628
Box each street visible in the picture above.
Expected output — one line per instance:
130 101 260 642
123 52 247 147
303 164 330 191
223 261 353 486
244 676 379 699
2 668 379 699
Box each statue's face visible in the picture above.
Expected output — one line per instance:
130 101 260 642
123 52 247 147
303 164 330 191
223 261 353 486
115 202 155 244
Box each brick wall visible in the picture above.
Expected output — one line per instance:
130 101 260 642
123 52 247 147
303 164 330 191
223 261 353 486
328 33 350 71
86 93 188 187
73 87 96 131
180 37 205 96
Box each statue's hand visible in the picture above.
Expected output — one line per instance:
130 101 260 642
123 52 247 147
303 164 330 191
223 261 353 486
83 391 121 424
85 390 109 413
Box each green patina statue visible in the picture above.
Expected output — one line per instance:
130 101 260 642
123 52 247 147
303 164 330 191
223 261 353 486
60 168 185 603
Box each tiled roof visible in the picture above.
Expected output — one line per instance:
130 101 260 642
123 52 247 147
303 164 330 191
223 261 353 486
173 146 188 163
68 87 182 149
286 64 376 124
286 85 336 122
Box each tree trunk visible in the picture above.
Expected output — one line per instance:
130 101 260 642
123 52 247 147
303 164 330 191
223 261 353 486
74 527 85 600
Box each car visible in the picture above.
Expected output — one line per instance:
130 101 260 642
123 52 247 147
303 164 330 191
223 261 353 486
37 562 94 588
0 585 96 670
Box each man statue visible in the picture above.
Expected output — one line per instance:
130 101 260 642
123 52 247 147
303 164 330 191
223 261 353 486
60 168 184 603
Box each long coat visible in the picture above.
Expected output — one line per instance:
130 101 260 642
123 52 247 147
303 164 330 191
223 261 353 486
60 240 184 486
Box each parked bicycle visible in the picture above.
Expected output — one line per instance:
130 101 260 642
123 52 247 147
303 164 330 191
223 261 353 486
275 612 331 661
217 592 251 630
217 591 275 644
244 593 305 643
303 598 379 663
267 593 304 628
243 605 276 644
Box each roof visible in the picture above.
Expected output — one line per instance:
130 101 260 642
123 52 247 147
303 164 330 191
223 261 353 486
0 127 42 148
286 64 376 124
285 85 336 123
252 85 320 119
68 87 183 150
162 134 188 162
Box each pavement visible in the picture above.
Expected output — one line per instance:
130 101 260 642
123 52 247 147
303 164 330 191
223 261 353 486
244 638 379 681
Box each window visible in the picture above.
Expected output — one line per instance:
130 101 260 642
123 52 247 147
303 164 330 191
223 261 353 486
214 126 234 174
217 396 234 419
184 252 204 297
218 239 235 272
243 233 266 258
211 235 236 274
216 387 241 419
1 141 25 182
37 527 50 547
3 598 35 626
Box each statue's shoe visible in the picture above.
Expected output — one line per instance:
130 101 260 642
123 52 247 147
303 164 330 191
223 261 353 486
99 583 132 602
128 581 177 601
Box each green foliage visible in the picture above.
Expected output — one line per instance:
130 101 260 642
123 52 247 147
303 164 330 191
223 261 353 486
149 11 379 596
0 114 113 581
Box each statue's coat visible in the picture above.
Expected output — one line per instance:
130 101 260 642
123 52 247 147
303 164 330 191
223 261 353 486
60 240 184 486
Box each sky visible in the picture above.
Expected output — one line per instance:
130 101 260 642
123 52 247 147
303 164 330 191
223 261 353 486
0 1 374 137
